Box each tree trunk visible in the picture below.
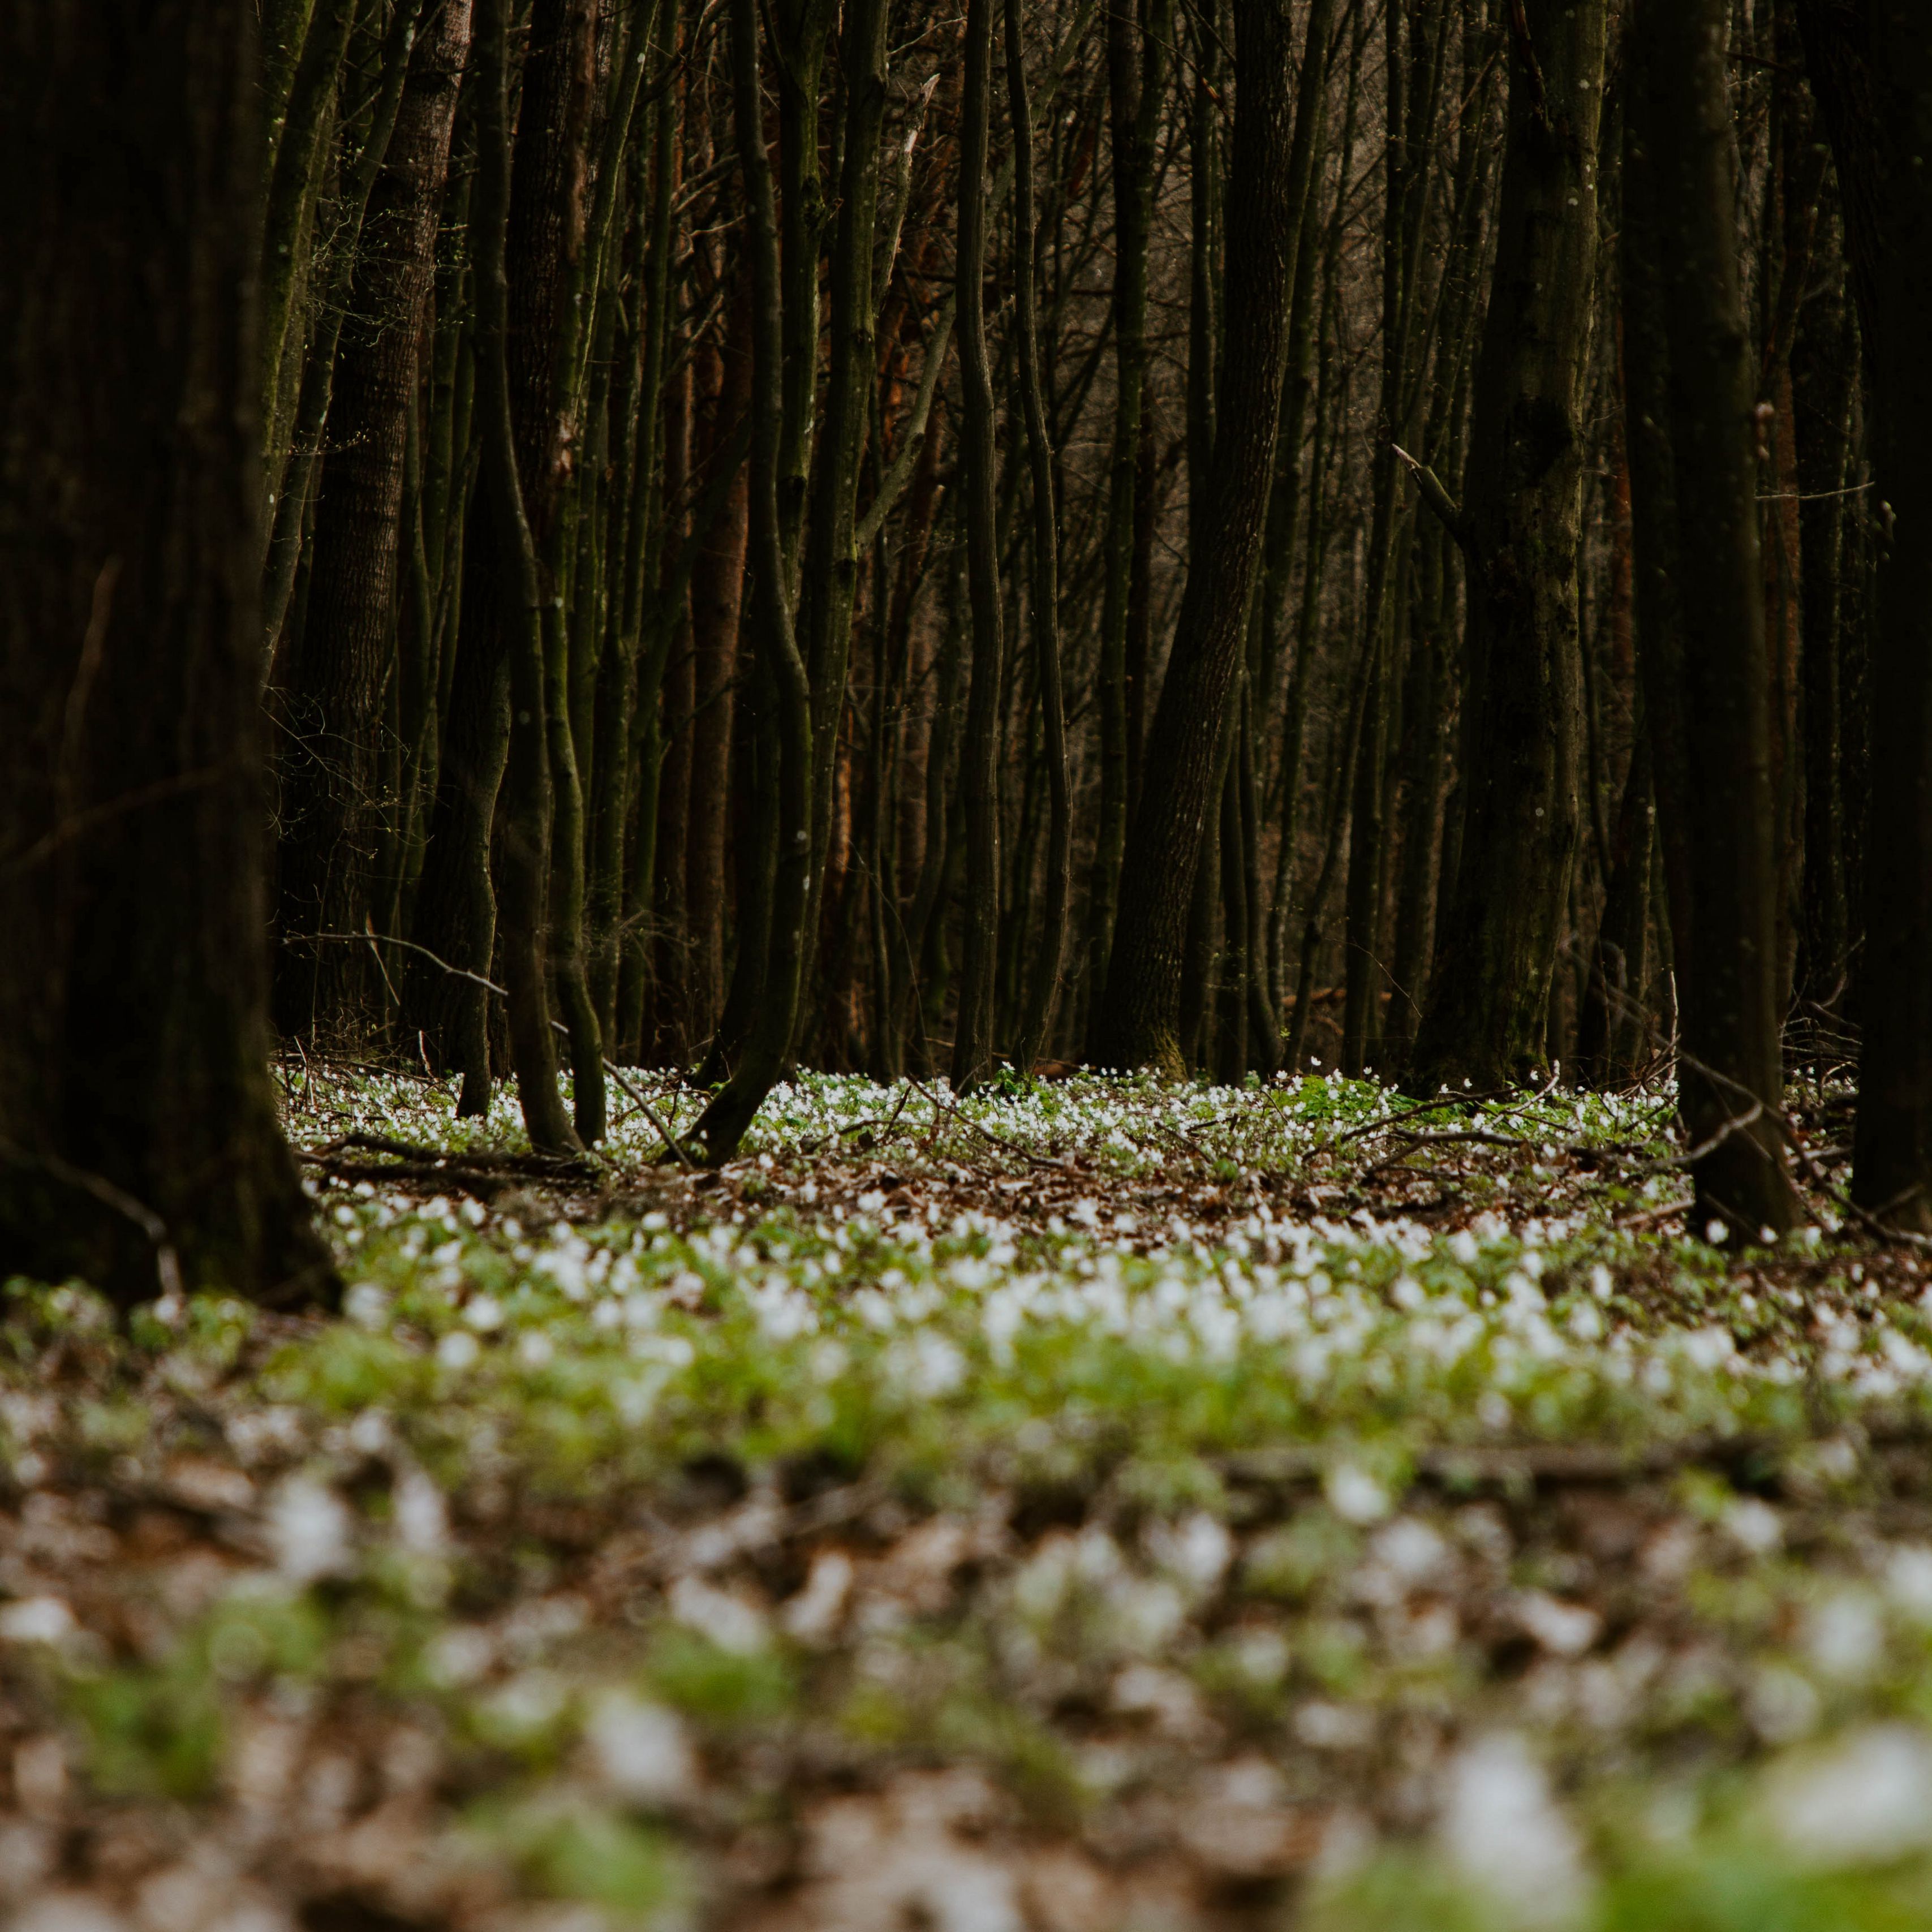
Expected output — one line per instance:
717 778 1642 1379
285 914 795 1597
0 0 332 1307
1409 0 1605 1091
1091 0 1300 1075
691 0 814 1161
685 297 752 1048
1006 0 1072 1076
1622 0 1798 1236
1790 210 1853 1012
273 0 474 1044
471 0 579 1152
950 0 1007 1091
1797 0 1932 1228
1085 0 1172 1051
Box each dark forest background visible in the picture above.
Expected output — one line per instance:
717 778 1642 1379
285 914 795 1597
7 0 1932 1298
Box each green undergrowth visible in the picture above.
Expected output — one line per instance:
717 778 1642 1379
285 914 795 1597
3 1069 1931 1929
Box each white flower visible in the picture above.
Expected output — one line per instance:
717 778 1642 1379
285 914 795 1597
1723 1498 1783 1554
668 1576 769 1654
781 1549 854 1646
436 1329 480 1371
343 1281 390 1329
1513 1591 1602 1658
1761 1723 1932 1866
0 1596 75 1644
1326 1464 1392 1526
1884 1544 1932 1625
424 1625 494 1688
267 1476 354 1583
585 1690 696 1806
1439 1732 1593 1926
392 1467 449 1557
1805 1591 1885 1683
1147 1512 1233 1597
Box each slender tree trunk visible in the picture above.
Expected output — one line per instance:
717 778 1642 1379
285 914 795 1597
1091 0 1300 1074
261 0 359 472
273 0 473 1044
796 0 890 1030
1007 0 1072 1075
0 0 332 1307
1409 0 1606 1091
692 0 814 1161
1790 206 1853 1010
1621 0 1797 1235
686 297 752 1048
1085 0 1172 1049
1576 724 1653 1085
471 0 579 1152
950 0 1007 1091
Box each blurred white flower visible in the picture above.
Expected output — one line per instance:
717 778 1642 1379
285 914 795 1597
1883 1543 1932 1625
1722 1498 1782 1555
782 1549 854 1646
1514 1591 1601 1658
1804 1591 1885 1684
0 1597 74 1645
668 1575 769 1654
436 1329 479 1371
266 1476 353 1584
1146 1512 1233 1597
1761 1723 1932 1866
1326 1463 1392 1526
585 1690 696 1806
1439 1732 1593 1927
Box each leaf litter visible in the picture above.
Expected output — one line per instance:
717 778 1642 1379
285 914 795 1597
6 1066 1932 1929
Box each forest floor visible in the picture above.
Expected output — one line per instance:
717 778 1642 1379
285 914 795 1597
9 1065 1932 1930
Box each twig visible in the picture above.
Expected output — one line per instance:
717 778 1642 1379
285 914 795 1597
597 1055 698 1171
1390 442 1475 557
1505 0 1549 131
798 1079 915 1156
904 1075 1068 1171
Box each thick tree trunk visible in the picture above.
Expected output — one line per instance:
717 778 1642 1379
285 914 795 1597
1797 0 1932 1228
0 0 332 1307
1091 0 1299 1075
1409 0 1605 1091
1622 0 1798 1236
273 0 474 1044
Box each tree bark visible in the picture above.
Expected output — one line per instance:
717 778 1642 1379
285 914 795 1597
273 0 474 1044
1085 0 1172 1052
1790 209 1853 1012
1409 0 1605 1091
691 0 814 1161
470 0 579 1152
0 0 332 1307
1621 0 1798 1235
1006 0 1072 1076
950 0 1007 1091
1797 0 1932 1228
1091 0 1300 1075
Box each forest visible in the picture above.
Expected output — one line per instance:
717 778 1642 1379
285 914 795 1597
5 0 1932 1925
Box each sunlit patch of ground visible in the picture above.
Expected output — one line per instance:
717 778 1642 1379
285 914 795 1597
5 1068 1932 1930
